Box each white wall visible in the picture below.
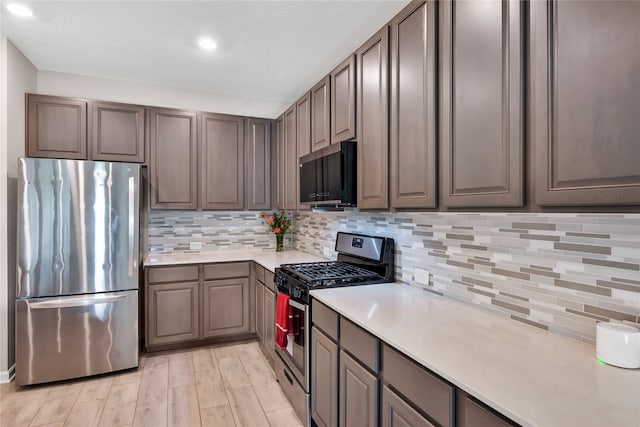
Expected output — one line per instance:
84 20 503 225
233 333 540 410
38 70 289 119
0 38 37 382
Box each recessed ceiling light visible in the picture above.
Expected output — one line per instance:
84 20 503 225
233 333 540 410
198 38 217 51
6 3 33 18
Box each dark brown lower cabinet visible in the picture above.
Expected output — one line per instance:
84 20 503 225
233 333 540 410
311 327 338 427
339 350 378 427
254 264 276 367
147 281 199 346
382 385 434 427
255 278 265 343
263 287 275 364
202 278 250 338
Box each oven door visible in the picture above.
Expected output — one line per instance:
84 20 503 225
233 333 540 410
275 294 309 392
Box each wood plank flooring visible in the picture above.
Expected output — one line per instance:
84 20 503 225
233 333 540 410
0 342 304 427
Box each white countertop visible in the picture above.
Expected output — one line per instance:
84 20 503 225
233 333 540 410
144 249 328 272
310 283 640 427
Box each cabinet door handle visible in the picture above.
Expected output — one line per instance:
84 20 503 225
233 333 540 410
283 369 294 386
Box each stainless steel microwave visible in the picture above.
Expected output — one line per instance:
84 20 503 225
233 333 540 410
299 140 356 208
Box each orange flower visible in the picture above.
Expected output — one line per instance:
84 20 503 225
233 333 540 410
273 227 281 234
259 212 266 218
267 217 274 222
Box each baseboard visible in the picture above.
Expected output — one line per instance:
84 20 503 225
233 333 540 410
0 364 15 384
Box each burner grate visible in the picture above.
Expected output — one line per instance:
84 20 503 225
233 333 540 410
281 261 382 283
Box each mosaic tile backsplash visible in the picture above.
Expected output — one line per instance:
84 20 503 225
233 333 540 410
148 210 293 253
293 212 640 344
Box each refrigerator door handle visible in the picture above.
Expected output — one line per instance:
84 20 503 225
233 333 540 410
128 175 135 276
29 294 128 309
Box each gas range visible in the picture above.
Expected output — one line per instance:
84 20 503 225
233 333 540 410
275 232 394 304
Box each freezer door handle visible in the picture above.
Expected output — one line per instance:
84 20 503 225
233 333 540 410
28 294 128 309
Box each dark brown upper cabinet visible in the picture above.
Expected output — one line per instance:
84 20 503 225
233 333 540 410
296 92 311 158
390 1 437 209
27 94 88 160
149 108 198 209
199 113 245 210
357 27 390 210
276 115 285 210
440 0 524 208
283 104 298 210
245 118 271 210
532 0 640 206
311 76 331 152
331 55 357 144
91 101 145 163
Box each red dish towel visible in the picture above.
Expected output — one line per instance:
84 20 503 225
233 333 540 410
275 293 291 350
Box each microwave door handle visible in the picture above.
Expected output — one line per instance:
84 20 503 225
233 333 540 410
288 299 306 311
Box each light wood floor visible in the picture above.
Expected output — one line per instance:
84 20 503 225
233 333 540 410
0 341 304 427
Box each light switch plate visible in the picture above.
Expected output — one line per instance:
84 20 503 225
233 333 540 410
415 268 430 285
189 242 202 250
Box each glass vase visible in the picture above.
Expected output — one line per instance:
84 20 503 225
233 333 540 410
275 233 285 252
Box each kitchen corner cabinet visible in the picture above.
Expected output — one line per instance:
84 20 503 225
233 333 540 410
254 263 275 366
145 262 251 351
331 55 356 144
283 104 298 210
531 0 640 206
296 92 311 158
440 0 524 208
276 115 285 210
357 27 390 210
311 76 331 152
390 1 437 209
149 108 198 209
27 94 88 160
200 113 245 210
245 118 271 210
91 101 145 162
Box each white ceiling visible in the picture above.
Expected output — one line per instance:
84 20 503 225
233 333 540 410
1 0 410 107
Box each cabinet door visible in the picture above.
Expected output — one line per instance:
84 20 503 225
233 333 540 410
91 101 145 163
532 0 640 205
276 115 285 210
245 118 271 210
357 27 389 210
255 280 265 343
297 92 311 158
311 327 338 427
311 76 331 152
331 55 356 144
200 113 245 210
149 108 198 209
390 1 437 209
26 94 87 160
147 282 199 346
264 288 275 359
382 385 434 427
440 0 523 207
339 350 378 427
202 278 250 338
283 105 298 210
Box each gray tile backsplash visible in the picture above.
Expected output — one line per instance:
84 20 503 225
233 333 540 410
293 212 640 344
148 208 639 343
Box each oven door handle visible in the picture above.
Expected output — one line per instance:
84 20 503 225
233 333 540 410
288 299 306 311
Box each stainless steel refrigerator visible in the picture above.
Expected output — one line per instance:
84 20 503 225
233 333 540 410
16 158 140 386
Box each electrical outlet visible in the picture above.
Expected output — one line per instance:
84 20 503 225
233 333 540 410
189 242 202 251
415 268 430 285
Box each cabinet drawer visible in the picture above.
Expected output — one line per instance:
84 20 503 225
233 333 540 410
203 262 250 280
312 300 339 341
253 262 265 284
382 345 453 427
264 270 275 292
456 390 516 427
275 354 308 424
147 265 198 284
340 317 379 373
